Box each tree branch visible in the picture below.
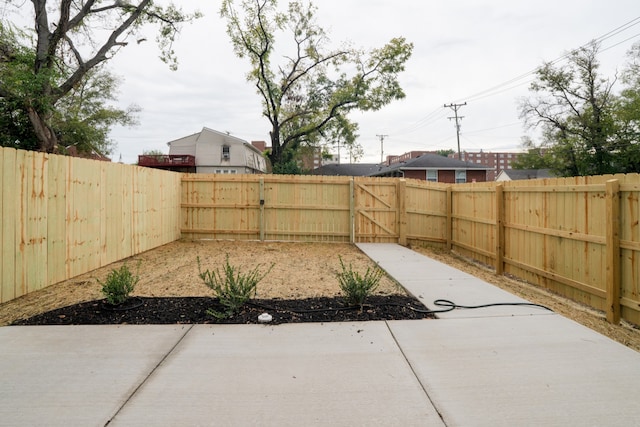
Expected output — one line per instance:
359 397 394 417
67 0 97 31
54 0 152 100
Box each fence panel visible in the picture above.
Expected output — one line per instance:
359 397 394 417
103 160 128 265
618 177 640 325
66 155 103 278
0 147 181 304
1 148 17 302
354 177 400 243
450 182 496 266
181 174 262 240
503 179 609 311
264 175 351 242
405 180 448 247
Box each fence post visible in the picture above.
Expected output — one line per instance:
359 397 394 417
349 178 355 243
259 177 265 242
495 183 505 275
446 186 452 251
397 179 407 246
605 179 621 324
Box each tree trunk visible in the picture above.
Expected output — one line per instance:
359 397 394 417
26 105 58 152
269 127 282 166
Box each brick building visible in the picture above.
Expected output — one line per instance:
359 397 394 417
448 151 521 181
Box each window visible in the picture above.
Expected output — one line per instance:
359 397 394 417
215 169 222 174
455 170 466 183
222 145 230 160
426 170 437 182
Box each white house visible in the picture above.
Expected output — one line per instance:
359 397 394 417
168 127 268 174
496 169 553 181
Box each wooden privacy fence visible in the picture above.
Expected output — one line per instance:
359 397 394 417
2 146 639 326
181 174 449 245
0 147 182 304
182 173 640 326
450 175 640 326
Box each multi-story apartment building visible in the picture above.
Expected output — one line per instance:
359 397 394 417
449 151 521 181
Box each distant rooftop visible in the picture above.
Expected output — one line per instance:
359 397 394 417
499 169 553 180
311 163 383 176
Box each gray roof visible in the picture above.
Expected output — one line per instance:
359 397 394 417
501 169 553 180
310 154 494 177
371 154 492 176
311 163 383 176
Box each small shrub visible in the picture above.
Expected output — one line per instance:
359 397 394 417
98 262 140 305
198 255 274 319
337 256 383 308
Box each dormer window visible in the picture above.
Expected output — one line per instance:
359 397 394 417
222 145 230 160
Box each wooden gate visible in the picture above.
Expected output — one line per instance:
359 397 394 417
353 178 401 243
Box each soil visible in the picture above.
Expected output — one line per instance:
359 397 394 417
10 295 433 325
2 241 428 326
2 240 640 352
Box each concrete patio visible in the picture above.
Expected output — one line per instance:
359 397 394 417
1 244 639 426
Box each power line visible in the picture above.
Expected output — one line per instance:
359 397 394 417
459 15 640 104
382 14 640 147
391 107 448 136
463 121 522 135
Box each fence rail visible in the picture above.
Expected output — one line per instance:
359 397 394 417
2 146 639 326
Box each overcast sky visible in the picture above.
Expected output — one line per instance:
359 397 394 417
106 0 640 164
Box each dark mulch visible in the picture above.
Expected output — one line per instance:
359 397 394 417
11 295 435 325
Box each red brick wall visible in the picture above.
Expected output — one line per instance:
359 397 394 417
438 170 455 183
402 169 487 183
403 170 426 180
468 170 487 182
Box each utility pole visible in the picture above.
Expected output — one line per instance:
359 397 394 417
376 134 388 164
444 102 466 160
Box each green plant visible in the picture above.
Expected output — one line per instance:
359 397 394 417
198 255 274 319
98 262 140 305
337 256 383 308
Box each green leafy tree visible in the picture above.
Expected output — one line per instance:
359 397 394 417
518 41 637 177
53 66 141 156
435 149 455 157
0 23 41 150
510 136 553 170
0 30 139 156
142 149 165 156
613 42 640 172
0 1 200 153
220 0 413 171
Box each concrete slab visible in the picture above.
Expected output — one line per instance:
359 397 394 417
388 316 640 426
357 243 476 281
357 243 553 319
3 243 638 426
110 323 444 426
402 277 553 319
0 325 191 427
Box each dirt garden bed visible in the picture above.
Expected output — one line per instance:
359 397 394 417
2 240 639 352
3 241 432 326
